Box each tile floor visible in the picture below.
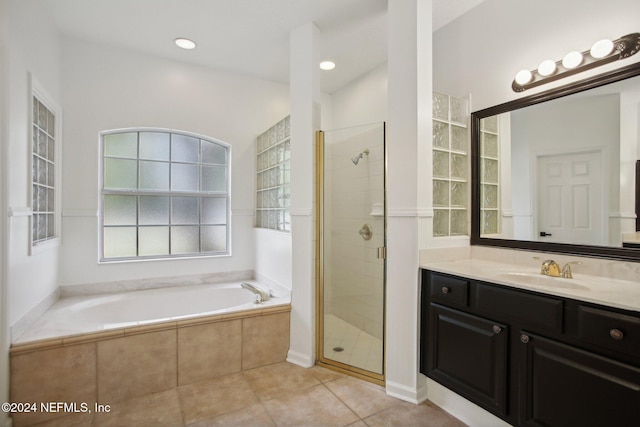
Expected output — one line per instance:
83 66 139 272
28 361 467 427
323 314 383 373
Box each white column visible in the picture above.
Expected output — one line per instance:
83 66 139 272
385 0 432 402
287 22 320 367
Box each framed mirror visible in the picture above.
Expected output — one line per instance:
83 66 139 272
471 61 640 261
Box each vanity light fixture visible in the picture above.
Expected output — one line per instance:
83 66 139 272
319 61 336 71
512 32 640 92
174 38 197 50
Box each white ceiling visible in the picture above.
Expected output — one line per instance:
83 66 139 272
40 0 484 94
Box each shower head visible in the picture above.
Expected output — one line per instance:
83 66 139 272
351 149 370 165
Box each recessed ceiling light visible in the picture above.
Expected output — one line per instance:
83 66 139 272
319 61 336 71
175 38 196 50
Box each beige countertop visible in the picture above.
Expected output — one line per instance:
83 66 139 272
422 259 640 313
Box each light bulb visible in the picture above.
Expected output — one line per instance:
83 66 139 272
562 51 583 69
319 61 336 71
537 60 557 77
514 69 533 85
590 39 614 59
175 38 196 50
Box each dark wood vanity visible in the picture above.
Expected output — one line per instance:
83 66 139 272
420 269 640 427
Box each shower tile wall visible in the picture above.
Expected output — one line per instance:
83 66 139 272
324 128 384 340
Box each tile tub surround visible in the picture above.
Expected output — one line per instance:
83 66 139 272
9 306 290 427
9 362 468 427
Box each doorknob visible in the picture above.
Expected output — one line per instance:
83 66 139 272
359 224 372 240
539 231 553 237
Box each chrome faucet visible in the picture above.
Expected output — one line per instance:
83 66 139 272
241 282 271 303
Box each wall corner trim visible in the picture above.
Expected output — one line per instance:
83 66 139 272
8 207 32 217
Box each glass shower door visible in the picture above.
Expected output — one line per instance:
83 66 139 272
317 123 385 382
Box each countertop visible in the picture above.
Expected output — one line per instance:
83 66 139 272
422 259 640 313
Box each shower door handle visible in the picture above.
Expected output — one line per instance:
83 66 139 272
377 247 386 259
359 224 373 240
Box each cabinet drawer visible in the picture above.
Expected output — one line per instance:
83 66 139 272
577 306 640 360
475 284 563 333
428 273 469 308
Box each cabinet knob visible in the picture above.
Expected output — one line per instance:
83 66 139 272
520 334 530 344
441 287 450 294
610 329 624 340
492 325 502 334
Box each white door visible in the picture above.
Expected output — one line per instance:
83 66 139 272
536 151 603 245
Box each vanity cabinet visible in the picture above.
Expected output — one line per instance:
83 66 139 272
420 269 640 427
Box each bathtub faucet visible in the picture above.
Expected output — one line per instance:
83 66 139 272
241 282 271 303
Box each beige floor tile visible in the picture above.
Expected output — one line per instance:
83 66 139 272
97 329 177 403
325 376 401 419
363 400 468 427
178 319 242 386
242 361 321 401
264 384 359 427
186 402 276 427
178 372 258 425
242 312 290 370
26 412 93 427
93 389 183 427
345 421 369 427
309 364 349 383
10 343 96 426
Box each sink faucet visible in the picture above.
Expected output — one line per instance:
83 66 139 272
241 282 271 303
539 259 561 277
560 261 582 279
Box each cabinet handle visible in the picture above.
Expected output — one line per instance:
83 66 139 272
610 329 624 340
441 287 450 294
492 325 502 334
520 334 530 344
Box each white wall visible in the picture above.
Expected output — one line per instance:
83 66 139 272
7 0 62 327
59 37 289 288
330 63 387 129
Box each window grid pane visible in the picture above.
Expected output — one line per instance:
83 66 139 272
256 115 291 232
102 130 230 260
32 95 56 245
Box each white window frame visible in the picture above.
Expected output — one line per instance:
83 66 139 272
98 128 232 263
28 73 62 254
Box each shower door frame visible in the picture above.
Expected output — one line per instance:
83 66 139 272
315 124 387 386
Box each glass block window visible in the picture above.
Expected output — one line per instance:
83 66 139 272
32 95 57 245
480 116 500 235
433 92 469 237
256 116 290 232
100 130 230 261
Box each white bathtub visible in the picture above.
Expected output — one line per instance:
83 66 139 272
14 281 290 344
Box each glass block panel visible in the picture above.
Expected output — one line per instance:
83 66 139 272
482 210 499 234
284 116 290 138
38 129 47 157
482 132 499 158
482 116 498 133
482 159 499 184
46 214 55 238
171 134 199 163
139 132 170 161
139 196 169 225
47 109 55 135
139 226 169 256
433 179 449 207
433 209 449 236
140 161 170 191
37 158 47 185
202 141 227 165
433 121 449 149
171 226 199 254
201 166 226 192
37 212 47 239
105 158 137 189
450 97 468 124
32 98 39 127
104 195 136 225
47 188 54 212
38 184 47 211
276 120 285 142
451 182 467 207
171 163 199 192
201 225 227 252
32 214 39 241
38 101 47 129
433 92 449 120
32 185 39 212
284 140 291 160
103 227 137 258
450 210 467 235
451 125 468 152
47 162 54 186
105 132 138 158
433 150 449 178
171 197 199 224
451 154 467 180
47 136 54 161
482 184 499 209
201 197 227 224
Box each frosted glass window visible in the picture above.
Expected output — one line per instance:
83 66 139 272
256 115 291 231
101 129 230 261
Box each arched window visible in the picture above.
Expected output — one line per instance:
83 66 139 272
100 129 230 261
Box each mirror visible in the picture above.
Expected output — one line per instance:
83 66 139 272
471 62 640 261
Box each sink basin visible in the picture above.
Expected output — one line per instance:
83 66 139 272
496 272 591 290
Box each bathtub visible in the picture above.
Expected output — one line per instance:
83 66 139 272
14 280 290 344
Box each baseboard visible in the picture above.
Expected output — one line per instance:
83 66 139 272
385 379 428 404
286 349 315 368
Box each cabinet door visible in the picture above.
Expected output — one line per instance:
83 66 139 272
519 332 640 427
426 303 508 417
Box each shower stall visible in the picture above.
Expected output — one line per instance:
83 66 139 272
316 123 386 384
